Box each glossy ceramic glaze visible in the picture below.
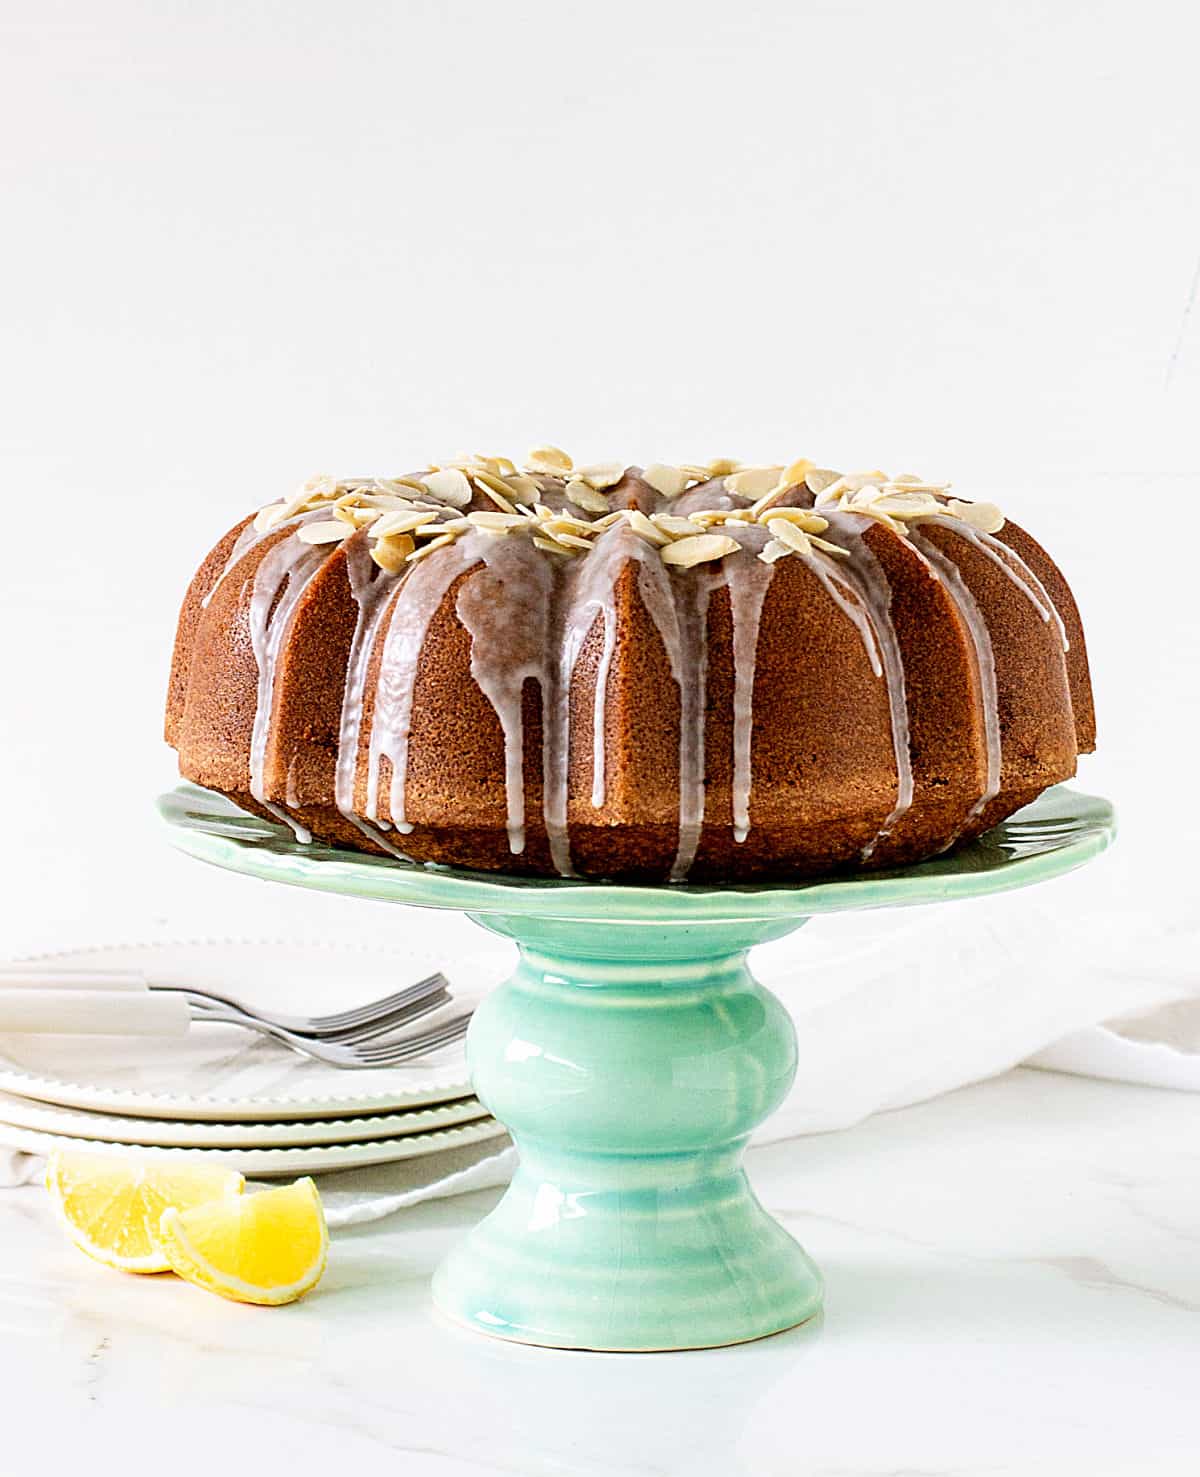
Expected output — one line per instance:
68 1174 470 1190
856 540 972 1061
161 783 1115 1349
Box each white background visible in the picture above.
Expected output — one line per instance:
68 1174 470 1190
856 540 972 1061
0 0 1196 972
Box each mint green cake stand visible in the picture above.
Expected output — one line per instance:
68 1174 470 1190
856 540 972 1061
160 783 1114 1352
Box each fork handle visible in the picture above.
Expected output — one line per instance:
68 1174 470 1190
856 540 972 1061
0 989 189 1035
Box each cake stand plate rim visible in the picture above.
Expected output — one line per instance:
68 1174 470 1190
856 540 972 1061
159 783 1116 923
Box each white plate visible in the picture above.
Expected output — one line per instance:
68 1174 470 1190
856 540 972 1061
0 938 512 1121
0 1113 510 1178
0 1088 491 1148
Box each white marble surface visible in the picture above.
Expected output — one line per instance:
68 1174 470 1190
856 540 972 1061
4 1066 1197 1477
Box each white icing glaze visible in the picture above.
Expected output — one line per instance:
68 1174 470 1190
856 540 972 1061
246 534 325 843
819 512 914 858
909 528 1002 833
928 517 1070 652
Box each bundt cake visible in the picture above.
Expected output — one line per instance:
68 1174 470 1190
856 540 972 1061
166 449 1094 882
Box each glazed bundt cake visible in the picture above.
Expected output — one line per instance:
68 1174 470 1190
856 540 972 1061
166 449 1094 882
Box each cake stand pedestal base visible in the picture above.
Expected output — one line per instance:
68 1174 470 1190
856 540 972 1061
161 782 1115 1354
432 916 822 1351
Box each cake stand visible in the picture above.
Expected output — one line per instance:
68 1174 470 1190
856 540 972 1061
160 783 1115 1352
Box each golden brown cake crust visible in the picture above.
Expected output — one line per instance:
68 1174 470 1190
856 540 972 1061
166 457 1094 882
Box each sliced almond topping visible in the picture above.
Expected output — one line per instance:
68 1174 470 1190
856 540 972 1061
574 462 625 489
505 475 541 505
758 507 829 533
420 517 470 536
870 492 944 520
473 478 518 515
660 533 739 568
299 474 340 501
532 534 574 557
296 520 354 545
525 445 573 475
406 532 458 562
758 539 791 565
765 518 815 555
565 479 611 513
947 498 1004 533
650 513 708 539
705 458 740 477
805 468 842 496
810 534 852 559
778 458 816 490
543 513 596 536
374 477 430 497
253 502 291 534
370 533 416 573
677 464 716 482
626 509 669 545
548 530 594 551
332 504 379 528
420 468 473 508
641 463 688 497
372 510 439 538
591 510 626 531
467 511 526 530
725 466 783 498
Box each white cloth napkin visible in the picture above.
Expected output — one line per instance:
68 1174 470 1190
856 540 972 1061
2 836 1193 1217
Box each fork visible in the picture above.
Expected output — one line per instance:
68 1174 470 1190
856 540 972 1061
152 970 452 1039
199 1008 473 1068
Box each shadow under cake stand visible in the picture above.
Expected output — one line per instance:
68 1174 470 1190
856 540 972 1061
161 783 1115 1352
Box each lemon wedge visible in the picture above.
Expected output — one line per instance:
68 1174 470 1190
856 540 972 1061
154 1176 328 1305
46 1151 244 1273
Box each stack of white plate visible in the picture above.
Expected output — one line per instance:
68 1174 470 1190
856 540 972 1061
0 939 511 1177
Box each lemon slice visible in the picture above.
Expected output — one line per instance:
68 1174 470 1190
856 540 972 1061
154 1176 328 1305
45 1151 244 1273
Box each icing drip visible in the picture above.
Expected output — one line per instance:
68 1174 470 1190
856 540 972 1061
670 576 712 882
337 538 415 861
202 520 269 610
366 538 478 833
820 512 914 858
246 535 325 842
455 536 554 857
929 517 1070 652
909 529 1002 832
722 526 775 845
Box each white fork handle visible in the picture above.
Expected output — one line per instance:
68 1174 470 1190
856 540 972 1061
0 990 189 1035
0 969 148 991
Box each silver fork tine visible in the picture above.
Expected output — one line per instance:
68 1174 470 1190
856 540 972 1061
184 986 453 1046
167 970 451 1038
353 1014 472 1066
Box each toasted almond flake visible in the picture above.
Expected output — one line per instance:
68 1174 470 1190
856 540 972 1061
705 458 740 477
661 533 740 568
253 502 291 534
758 539 791 564
805 468 842 496
778 458 817 491
332 504 379 528
406 532 457 562
565 479 610 513
374 476 431 497
370 533 416 573
870 492 944 519
532 533 574 557
296 520 354 545
467 511 526 530
625 509 669 545
548 530 594 550
765 518 815 555
299 475 340 501
543 513 596 536
650 514 708 539
725 466 783 498
591 511 625 530
505 475 541 505
420 518 470 536
372 510 439 538
947 498 1004 533
420 468 473 508
525 445 573 475
639 463 686 497
748 483 792 518
758 507 829 533
473 478 518 514
810 534 852 559
574 461 625 489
